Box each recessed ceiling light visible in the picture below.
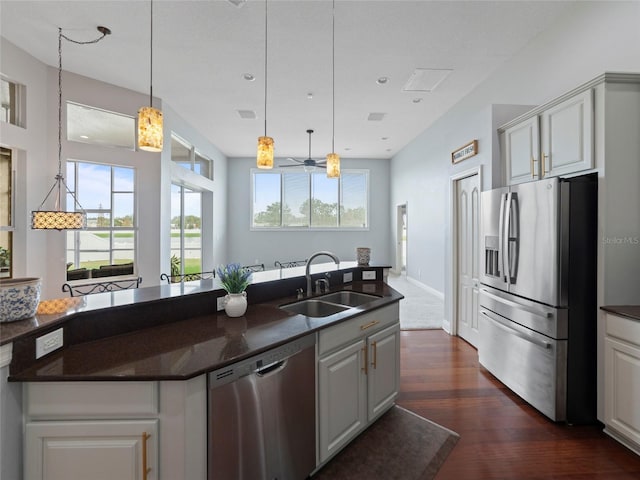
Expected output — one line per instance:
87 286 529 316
344 147 352 151
381 137 389 141
412 98 423 103
376 76 389 85
227 0 246 8
307 92 313 99
368 112 386 121
242 73 255 81
80 135 89 139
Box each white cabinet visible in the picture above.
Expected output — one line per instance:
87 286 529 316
504 116 540 184
502 88 594 185
318 339 367 462
541 89 593 178
603 312 640 455
317 303 400 463
23 377 207 480
25 420 158 480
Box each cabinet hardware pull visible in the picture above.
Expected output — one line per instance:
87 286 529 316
541 153 548 175
361 345 368 375
360 320 379 331
371 341 377 369
530 156 535 178
142 432 151 480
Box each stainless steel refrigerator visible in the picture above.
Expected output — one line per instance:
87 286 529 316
478 173 597 423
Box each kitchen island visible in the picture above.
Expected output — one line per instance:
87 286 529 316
2 262 403 479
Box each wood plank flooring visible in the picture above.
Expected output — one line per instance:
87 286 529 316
397 330 640 479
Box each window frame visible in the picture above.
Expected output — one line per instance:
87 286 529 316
171 134 213 180
66 159 137 279
250 168 370 231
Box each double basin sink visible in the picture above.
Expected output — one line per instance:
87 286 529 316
280 291 380 318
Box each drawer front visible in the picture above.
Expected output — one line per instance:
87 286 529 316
606 313 640 348
26 381 158 419
319 304 399 356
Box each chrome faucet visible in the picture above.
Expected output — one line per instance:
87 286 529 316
305 251 340 296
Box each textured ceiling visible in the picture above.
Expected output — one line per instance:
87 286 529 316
0 0 577 159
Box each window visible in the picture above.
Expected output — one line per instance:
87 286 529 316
171 185 202 275
1 76 26 128
66 161 136 280
67 102 135 149
171 135 213 180
252 169 369 229
0 147 13 278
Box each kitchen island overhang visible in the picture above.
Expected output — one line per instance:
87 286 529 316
7 263 402 382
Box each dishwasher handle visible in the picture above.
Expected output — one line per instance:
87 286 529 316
255 359 287 377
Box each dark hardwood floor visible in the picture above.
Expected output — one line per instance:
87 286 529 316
397 330 640 479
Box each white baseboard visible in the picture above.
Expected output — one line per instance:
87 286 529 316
404 276 445 301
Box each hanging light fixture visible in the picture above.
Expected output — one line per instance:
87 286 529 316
257 0 274 168
31 26 111 230
326 0 340 178
138 0 163 152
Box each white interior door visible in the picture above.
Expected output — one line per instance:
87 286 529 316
456 174 480 347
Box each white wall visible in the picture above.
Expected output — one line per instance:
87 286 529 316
0 38 229 298
389 1 640 326
0 38 50 295
227 157 390 268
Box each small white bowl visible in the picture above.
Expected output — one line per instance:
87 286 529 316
0 277 42 322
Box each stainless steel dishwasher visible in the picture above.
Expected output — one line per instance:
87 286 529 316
208 333 316 480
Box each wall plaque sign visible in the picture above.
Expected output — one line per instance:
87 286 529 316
451 140 478 164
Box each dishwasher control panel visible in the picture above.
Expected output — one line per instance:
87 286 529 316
208 333 316 388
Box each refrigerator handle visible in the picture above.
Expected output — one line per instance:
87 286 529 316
503 192 512 283
498 192 506 281
510 192 519 283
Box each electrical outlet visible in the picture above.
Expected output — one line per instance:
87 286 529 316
362 270 376 280
36 328 64 359
343 272 353 283
217 296 226 311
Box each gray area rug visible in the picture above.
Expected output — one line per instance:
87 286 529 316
311 405 459 480
386 274 444 330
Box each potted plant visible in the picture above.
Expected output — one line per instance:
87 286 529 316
216 263 252 317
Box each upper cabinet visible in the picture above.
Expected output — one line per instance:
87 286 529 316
503 89 594 185
541 89 593 178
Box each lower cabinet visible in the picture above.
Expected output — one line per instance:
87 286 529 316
25 420 158 480
23 377 207 480
317 304 400 464
603 312 640 455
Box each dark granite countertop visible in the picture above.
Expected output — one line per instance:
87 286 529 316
601 305 640 322
6 264 401 382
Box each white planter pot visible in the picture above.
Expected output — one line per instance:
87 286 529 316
224 292 248 317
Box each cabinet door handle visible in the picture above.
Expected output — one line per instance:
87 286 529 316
541 153 548 175
371 341 377 369
361 345 368 375
142 432 151 480
360 320 379 331
530 156 535 178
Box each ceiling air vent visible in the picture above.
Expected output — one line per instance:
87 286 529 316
237 110 257 120
402 68 452 92
367 112 386 122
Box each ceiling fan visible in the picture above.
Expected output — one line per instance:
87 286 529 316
279 129 327 170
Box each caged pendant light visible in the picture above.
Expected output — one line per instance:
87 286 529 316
326 0 340 178
31 26 111 230
257 0 274 168
138 0 163 152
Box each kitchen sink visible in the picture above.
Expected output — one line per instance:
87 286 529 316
317 291 380 307
280 299 349 318
280 291 380 318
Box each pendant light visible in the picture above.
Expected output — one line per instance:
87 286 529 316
138 0 163 152
326 0 340 178
257 0 274 168
31 26 111 230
